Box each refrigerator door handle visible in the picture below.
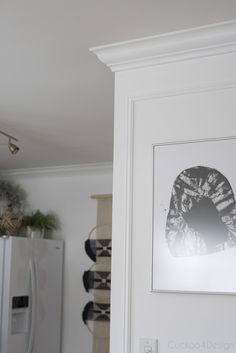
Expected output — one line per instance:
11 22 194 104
28 260 37 353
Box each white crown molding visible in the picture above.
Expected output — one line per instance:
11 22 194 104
90 20 236 72
0 162 113 178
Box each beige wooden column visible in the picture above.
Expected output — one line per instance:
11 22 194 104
91 194 112 353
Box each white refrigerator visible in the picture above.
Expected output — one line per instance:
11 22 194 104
0 236 64 353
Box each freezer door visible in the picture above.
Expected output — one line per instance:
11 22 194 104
33 239 63 353
0 237 32 353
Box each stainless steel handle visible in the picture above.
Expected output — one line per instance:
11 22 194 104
28 260 37 353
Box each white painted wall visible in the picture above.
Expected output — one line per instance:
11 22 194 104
3 166 112 353
92 22 236 353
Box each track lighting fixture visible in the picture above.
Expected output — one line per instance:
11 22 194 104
8 139 20 155
0 130 20 155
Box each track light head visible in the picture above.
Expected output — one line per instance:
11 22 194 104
8 139 20 155
0 130 20 155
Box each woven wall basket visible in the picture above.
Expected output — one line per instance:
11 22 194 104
0 208 22 236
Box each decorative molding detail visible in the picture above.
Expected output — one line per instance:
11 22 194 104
91 20 236 72
0 162 113 178
122 96 135 353
129 80 236 103
91 194 112 199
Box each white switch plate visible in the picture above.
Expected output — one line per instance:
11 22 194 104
140 338 158 353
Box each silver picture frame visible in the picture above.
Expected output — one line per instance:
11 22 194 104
152 136 236 295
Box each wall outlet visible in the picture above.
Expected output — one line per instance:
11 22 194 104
140 338 158 353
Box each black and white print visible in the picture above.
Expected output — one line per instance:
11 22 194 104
166 166 236 257
152 138 236 294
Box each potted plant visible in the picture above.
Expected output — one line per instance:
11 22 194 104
21 210 59 238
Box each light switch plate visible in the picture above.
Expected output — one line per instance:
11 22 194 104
140 338 158 353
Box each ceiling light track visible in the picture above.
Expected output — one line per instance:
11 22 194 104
0 130 20 155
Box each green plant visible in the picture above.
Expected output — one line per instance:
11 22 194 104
21 210 59 232
0 180 27 214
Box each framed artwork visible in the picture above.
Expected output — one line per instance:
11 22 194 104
152 137 236 294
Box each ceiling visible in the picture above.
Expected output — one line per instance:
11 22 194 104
1 0 236 170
